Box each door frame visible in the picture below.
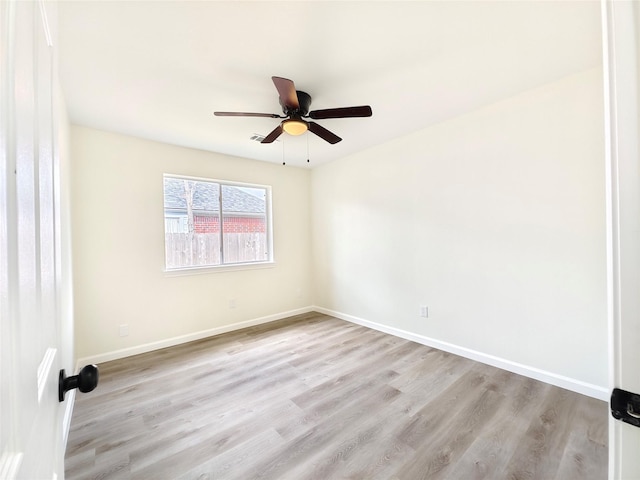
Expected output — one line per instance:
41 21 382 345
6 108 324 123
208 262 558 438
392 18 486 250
602 0 640 478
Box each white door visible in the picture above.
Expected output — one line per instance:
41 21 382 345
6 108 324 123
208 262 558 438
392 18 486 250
603 1 640 479
0 1 71 479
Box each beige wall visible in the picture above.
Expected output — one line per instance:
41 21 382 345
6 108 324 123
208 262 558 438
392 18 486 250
71 68 608 396
71 127 312 360
311 68 608 391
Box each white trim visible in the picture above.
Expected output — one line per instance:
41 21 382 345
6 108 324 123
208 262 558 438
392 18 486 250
75 307 314 366
163 173 272 191
163 260 275 277
314 306 608 401
601 1 620 477
602 1 640 478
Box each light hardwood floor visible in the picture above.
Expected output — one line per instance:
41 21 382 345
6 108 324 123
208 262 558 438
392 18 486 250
65 312 608 479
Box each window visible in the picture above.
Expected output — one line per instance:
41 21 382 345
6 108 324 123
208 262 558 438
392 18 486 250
163 175 272 270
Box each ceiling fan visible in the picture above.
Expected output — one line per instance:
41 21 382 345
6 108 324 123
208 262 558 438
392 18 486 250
214 76 372 144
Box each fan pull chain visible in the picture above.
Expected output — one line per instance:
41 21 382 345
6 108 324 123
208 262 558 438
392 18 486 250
306 133 310 164
282 137 286 166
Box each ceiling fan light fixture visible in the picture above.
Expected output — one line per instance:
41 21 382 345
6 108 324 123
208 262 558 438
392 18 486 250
282 119 308 136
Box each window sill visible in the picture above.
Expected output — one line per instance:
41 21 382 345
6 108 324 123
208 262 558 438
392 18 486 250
163 261 276 277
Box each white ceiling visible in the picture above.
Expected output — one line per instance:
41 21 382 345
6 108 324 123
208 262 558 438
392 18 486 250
57 1 602 168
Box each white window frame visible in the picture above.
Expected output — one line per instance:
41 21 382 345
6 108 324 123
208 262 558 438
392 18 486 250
163 174 274 274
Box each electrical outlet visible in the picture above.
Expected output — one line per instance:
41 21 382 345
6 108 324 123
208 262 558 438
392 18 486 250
119 324 129 337
419 305 429 318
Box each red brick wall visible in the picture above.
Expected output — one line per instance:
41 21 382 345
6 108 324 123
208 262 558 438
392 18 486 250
193 215 219 233
193 215 266 234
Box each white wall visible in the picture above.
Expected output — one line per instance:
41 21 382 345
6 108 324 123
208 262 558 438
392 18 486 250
71 127 312 361
311 68 608 393
71 68 608 397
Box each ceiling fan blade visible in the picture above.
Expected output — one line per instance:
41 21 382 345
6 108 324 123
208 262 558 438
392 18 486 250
308 105 373 120
214 111 281 118
308 122 342 144
272 76 299 110
261 125 284 144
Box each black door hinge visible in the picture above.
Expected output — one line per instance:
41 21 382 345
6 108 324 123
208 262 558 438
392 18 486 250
611 388 640 428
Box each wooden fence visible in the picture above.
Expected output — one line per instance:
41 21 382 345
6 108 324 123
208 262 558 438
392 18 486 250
165 233 267 268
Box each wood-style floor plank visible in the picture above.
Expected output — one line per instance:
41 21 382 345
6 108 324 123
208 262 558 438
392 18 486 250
65 312 608 479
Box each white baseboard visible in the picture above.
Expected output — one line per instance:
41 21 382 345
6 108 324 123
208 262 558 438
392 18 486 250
74 305 608 401
313 306 609 401
75 307 314 367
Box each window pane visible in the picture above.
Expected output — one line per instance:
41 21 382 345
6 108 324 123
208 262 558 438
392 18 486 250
164 177 221 268
221 185 268 264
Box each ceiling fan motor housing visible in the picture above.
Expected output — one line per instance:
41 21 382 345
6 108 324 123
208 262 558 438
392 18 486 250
281 90 312 116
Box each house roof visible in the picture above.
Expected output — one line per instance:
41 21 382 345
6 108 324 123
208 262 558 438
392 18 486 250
163 177 266 215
